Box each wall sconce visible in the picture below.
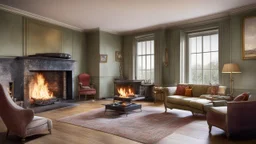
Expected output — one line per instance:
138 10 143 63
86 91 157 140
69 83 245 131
163 48 168 67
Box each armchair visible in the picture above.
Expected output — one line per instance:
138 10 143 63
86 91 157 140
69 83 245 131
78 73 96 100
0 84 52 142
207 100 256 137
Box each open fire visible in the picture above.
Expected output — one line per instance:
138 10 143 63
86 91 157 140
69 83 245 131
117 87 135 98
29 73 57 105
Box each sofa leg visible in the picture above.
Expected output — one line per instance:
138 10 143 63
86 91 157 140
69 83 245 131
208 125 212 133
6 129 9 139
49 129 52 134
21 138 25 142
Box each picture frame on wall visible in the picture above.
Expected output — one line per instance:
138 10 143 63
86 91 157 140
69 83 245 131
100 54 108 63
242 16 256 60
115 51 122 62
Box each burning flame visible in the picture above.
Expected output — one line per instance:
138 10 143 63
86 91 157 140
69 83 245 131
117 87 134 98
29 73 54 100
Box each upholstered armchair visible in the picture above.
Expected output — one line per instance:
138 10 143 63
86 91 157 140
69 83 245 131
0 84 52 142
78 73 96 100
207 100 256 138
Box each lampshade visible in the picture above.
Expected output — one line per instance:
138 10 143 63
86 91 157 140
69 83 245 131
222 63 241 73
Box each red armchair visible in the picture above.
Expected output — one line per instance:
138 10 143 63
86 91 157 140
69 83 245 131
78 73 96 100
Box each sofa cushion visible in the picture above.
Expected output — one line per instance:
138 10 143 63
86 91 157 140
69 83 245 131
175 84 188 95
167 95 198 106
234 93 250 101
189 84 210 97
189 98 212 110
185 87 193 97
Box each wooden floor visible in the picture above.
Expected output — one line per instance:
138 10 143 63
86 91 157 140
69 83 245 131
1 100 256 144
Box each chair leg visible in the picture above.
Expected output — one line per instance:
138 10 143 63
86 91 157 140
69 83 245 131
6 129 9 139
49 129 52 134
165 107 167 113
208 125 212 133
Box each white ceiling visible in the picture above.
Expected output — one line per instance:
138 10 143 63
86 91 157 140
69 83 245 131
1 0 256 34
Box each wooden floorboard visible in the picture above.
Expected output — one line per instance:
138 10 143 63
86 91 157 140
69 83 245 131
1 100 256 144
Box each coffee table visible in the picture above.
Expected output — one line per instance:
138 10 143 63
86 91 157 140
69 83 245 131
105 96 143 116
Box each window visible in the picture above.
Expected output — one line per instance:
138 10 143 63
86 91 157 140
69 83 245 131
188 30 219 84
136 39 154 83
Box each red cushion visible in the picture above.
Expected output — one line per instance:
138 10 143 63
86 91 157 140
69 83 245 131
233 93 249 101
175 84 188 95
210 85 219 95
243 93 250 101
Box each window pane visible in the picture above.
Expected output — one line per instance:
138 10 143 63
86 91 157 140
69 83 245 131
189 37 197 53
151 41 154 54
196 54 202 69
211 34 218 51
137 42 142 55
142 42 145 55
191 54 196 70
190 70 197 83
197 36 202 53
142 56 146 69
211 52 218 69
203 36 210 52
203 53 210 69
137 56 142 70
146 41 151 54
203 70 211 84
211 70 219 84
151 55 154 69
197 70 202 84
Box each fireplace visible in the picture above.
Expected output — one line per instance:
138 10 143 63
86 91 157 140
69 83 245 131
13 56 75 108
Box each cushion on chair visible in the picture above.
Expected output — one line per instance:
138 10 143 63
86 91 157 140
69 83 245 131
27 116 50 130
233 93 249 101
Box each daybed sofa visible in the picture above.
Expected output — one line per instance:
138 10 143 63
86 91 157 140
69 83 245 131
163 84 229 115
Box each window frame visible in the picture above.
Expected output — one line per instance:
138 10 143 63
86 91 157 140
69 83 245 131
186 29 219 84
135 35 155 82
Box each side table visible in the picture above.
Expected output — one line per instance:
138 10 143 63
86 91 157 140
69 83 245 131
153 86 165 103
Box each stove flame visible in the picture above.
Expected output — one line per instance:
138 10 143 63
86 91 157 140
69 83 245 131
117 87 134 98
29 73 54 101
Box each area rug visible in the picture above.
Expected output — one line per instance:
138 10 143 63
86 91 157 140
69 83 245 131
58 107 196 144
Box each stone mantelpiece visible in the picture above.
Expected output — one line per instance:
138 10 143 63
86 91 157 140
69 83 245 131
0 56 75 108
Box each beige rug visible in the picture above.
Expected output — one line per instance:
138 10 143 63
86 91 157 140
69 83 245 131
58 106 197 144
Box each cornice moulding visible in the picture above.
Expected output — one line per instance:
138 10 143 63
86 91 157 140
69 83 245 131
0 4 83 32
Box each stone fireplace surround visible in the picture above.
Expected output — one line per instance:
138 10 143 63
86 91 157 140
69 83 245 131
0 56 75 108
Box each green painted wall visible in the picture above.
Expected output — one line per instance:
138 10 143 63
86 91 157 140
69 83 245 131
86 30 122 99
99 31 122 98
86 29 100 99
229 10 256 98
0 9 86 98
0 10 23 56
